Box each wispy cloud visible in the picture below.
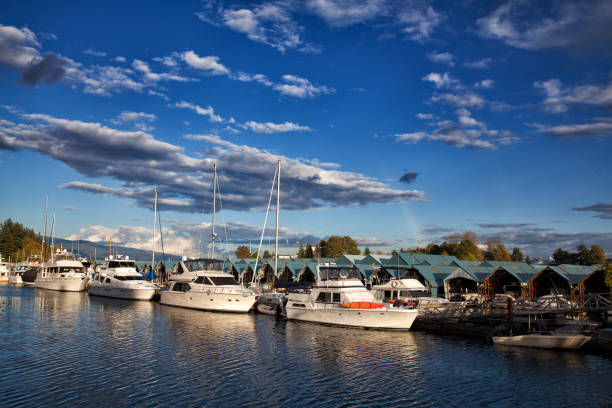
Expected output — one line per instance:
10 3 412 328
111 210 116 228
173 101 228 123
572 202 612 219
534 78 612 113
83 48 106 57
537 121 612 139
464 57 492 69
241 121 312 134
426 51 454 66
110 111 157 132
477 0 612 50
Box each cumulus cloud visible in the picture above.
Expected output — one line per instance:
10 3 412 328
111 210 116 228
422 72 460 89
397 1 444 42
572 202 612 219
242 121 312 133
273 74 335 98
0 111 426 213
20 53 67 85
0 24 40 68
399 171 418 184
477 0 612 50
426 51 454 66
196 2 318 53
181 51 229 75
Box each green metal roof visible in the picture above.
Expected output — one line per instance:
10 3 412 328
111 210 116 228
480 261 537 282
360 254 389 266
334 254 365 266
444 268 478 282
450 260 492 281
412 253 458 266
411 264 446 288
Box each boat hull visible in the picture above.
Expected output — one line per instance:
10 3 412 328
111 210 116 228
89 285 156 301
492 334 591 349
9 275 23 284
159 290 256 313
285 306 418 329
34 277 88 292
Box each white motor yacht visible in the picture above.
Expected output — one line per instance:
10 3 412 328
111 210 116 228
285 263 419 329
34 249 89 292
160 258 257 313
9 258 41 284
89 255 157 301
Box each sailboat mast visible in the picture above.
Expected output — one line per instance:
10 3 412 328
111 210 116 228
50 211 56 261
211 163 217 259
41 195 48 261
152 188 157 267
274 160 280 276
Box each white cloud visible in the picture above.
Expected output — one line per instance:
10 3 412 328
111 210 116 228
431 92 485 108
153 56 178 67
114 56 126 63
465 57 492 69
474 79 495 89
0 24 41 68
242 121 312 134
538 121 612 139
273 74 335 98
394 132 426 143
534 78 612 113
174 101 225 123
477 0 612 50
416 113 434 120
421 72 460 89
181 51 229 75
110 111 157 131
83 48 107 57
132 59 194 83
397 2 444 43
426 51 454 66
306 0 388 27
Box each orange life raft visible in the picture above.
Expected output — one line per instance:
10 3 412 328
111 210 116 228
340 302 386 309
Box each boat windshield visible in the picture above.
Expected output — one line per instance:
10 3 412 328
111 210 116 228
319 266 362 281
184 259 224 272
59 267 84 273
108 261 136 268
114 275 145 281
208 276 238 286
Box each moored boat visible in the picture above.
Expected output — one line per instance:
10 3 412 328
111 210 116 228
34 249 89 292
89 255 157 301
492 334 591 349
285 263 418 329
0 254 11 283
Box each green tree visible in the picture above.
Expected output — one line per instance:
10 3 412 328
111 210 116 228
587 245 605 265
235 245 251 258
263 250 272 258
552 248 575 265
483 239 511 261
364 247 371 255
525 255 532 265
511 247 524 262
296 245 305 258
304 243 314 258
604 263 612 290
317 236 360 258
456 239 481 261
576 244 590 265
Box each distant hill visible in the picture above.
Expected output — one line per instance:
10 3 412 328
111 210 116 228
51 237 182 264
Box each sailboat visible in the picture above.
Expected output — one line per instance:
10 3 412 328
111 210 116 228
159 163 257 312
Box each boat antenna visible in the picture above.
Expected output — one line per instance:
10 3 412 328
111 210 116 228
274 160 280 282
211 162 217 259
152 187 157 267
41 195 48 261
157 194 166 267
252 163 278 286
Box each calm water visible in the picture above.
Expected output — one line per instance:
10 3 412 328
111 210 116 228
1 285 611 407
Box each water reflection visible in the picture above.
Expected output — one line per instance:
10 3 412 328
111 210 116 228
0 286 611 408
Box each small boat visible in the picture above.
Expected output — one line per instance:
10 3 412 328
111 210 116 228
255 293 286 316
89 255 158 301
372 278 448 309
9 257 41 285
492 334 591 349
285 263 418 329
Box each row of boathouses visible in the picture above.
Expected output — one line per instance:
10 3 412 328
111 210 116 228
222 253 607 300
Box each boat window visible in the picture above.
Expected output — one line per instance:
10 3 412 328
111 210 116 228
184 259 225 272
105 278 111 283
172 283 191 292
59 267 83 274
114 276 145 281
208 276 237 286
194 276 212 285
319 266 362 281
292 303 306 308
332 293 341 303
316 292 331 303
384 290 393 299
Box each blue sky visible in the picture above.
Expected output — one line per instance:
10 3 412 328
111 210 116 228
1 0 611 258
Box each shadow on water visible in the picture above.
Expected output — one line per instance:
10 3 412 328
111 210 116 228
0 285 611 408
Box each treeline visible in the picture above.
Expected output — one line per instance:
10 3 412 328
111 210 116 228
234 230 606 266
0 219 50 262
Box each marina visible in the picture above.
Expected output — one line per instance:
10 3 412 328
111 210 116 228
1 284 611 407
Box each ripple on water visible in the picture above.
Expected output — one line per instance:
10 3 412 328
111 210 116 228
0 285 611 407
